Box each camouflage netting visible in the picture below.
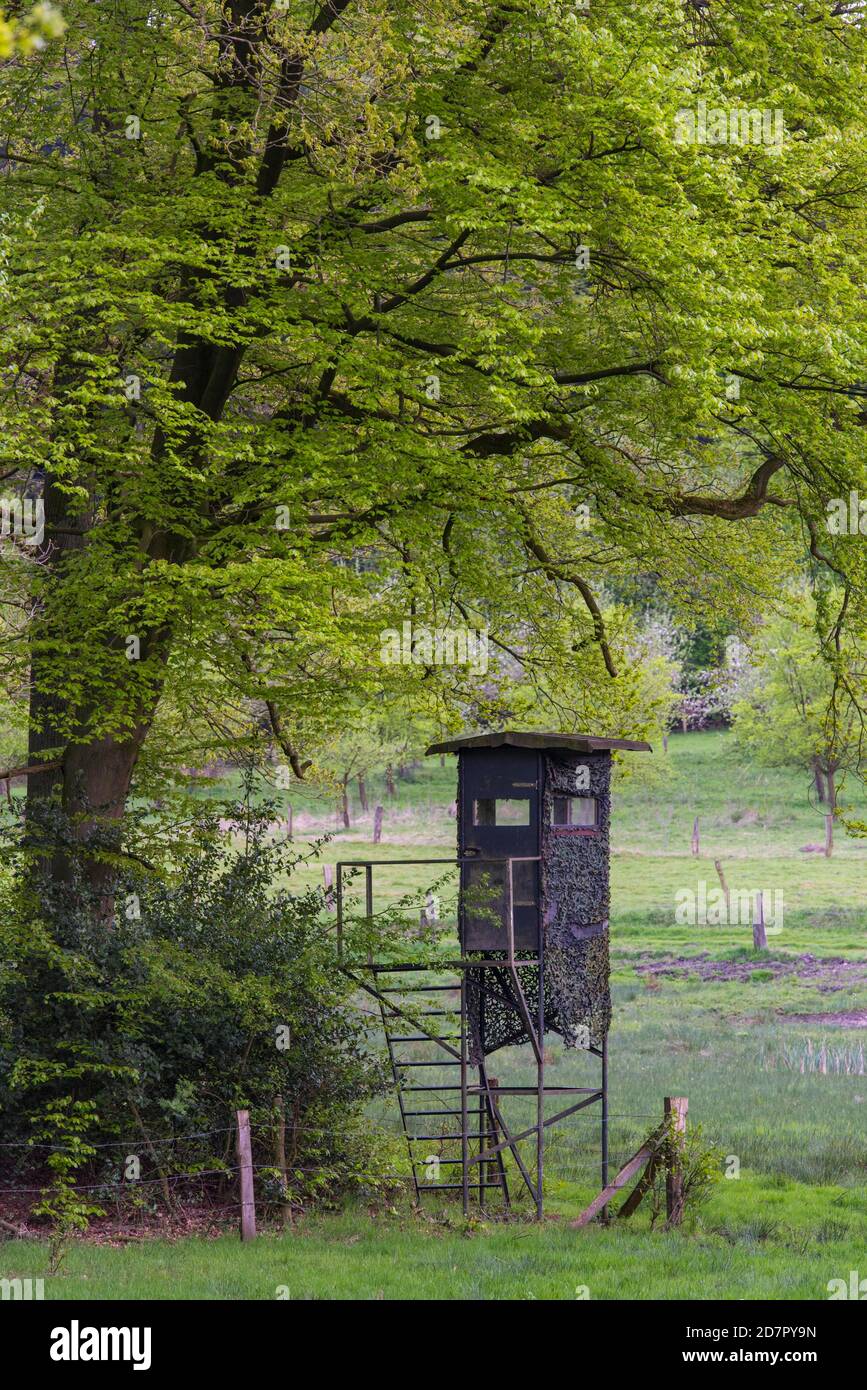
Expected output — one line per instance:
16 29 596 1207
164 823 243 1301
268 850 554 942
466 956 543 1062
466 751 612 1062
541 752 612 1050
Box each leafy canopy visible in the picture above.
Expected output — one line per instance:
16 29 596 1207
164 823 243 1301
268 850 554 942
1 0 866 797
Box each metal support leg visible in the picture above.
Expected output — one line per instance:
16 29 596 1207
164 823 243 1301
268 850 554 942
600 1032 609 1223
536 953 545 1221
460 974 469 1216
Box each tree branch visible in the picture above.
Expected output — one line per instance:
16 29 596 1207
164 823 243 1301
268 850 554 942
518 514 618 677
0 759 61 782
663 457 789 519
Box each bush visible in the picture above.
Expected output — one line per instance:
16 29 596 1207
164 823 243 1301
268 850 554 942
0 793 393 1222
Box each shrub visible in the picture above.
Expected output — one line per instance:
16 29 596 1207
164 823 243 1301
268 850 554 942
646 1121 724 1230
0 792 393 1222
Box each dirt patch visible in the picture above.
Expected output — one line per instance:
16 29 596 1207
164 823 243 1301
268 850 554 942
0 1196 241 1244
634 953 867 991
782 1011 867 1029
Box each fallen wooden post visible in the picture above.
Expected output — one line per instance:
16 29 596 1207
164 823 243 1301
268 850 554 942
571 1124 665 1228
617 1152 660 1221
236 1108 257 1242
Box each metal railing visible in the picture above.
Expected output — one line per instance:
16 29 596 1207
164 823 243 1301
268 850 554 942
334 854 541 964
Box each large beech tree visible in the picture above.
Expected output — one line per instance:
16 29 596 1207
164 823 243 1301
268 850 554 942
1 0 867 903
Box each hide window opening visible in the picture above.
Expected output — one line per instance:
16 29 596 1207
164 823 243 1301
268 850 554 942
463 859 538 928
511 859 537 906
551 794 597 828
473 797 531 826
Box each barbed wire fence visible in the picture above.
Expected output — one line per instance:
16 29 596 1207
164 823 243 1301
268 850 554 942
0 1107 666 1238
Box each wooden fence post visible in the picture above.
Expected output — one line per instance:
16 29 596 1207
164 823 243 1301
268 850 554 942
418 891 439 934
664 1096 688 1227
285 805 293 839
691 817 700 856
323 864 336 912
274 1095 291 1231
373 805 383 844
752 890 767 950
236 1108 257 1242
714 859 730 919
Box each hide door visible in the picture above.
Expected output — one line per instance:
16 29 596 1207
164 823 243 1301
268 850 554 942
459 747 541 951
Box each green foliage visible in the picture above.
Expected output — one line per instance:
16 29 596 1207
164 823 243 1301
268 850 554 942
646 1121 725 1231
2 0 867 834
731 590 866 787
28 1098 105 1273
0 2 64 58
0 793 392 1220
509 603 679 746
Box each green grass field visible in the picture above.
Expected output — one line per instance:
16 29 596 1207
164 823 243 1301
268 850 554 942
4 731 867 1299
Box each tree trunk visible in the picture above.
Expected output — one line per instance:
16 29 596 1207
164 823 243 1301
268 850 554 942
30 724 153 922
357 775 368 813
20 7 285 919
341 781 350 829
385 765 396 798
811 757 826 805
824 765 836 857
26 457 87 811
25 463 159 920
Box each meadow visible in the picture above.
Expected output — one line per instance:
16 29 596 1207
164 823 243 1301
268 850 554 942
3 730 867 1300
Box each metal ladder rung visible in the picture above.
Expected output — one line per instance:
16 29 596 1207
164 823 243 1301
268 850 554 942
407 1133 488 1142
403 1108 464 1116
369 957 511 1214
371 964 458 973
379 985 458 993
399 1083 463 1092
387 1035 460 1043
403 1109 463 1117
396 1059 461 1068
413 1157 481 1165
417 1183 489 1192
